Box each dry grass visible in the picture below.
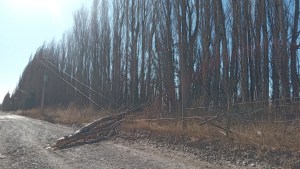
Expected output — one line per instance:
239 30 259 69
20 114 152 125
123 117 300 152
231 121 300 152
19 103 109 125
123 118 226 141
18 102 300 152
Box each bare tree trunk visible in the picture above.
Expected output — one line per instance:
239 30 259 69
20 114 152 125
200 0 211 107
90 0 100 106
218 0 229 105
146 4 156 102
161 0 176 112
139 0 148 103
271 0 281 103
112 0 124 105
254 0 262 100
212 0 221 106
290 0 299 98
123 0 130 105
278 0 290 100
73 7 90 105
230 0 240 104
130 0 139 105
176 0 188 112
240 0 249 102
262 0 269 100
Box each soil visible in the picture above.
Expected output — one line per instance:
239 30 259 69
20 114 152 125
1 111 299 169
0 111 254 169
117 129 300 169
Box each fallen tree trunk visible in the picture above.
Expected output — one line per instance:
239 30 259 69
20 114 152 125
53 112 126 149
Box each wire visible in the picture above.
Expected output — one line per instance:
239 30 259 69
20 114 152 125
180 97 300 113
37 58 300 115
41 58 118 106
123 115 214 122
39 59 105 110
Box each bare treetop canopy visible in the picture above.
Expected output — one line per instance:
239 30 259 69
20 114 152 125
4 0 299 115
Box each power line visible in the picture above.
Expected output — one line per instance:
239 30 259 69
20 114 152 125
41 58 118 106
38 58 300 113
182 96 300 111
38 59 105 110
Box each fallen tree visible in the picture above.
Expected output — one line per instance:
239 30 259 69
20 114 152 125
53 104 144 149
53 112 126 149
52 104 231 150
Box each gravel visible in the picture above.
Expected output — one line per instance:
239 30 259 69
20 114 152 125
0 111 252 169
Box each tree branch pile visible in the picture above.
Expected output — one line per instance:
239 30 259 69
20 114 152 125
53 112 126 149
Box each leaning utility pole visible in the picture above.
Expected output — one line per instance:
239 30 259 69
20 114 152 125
41 69 47 109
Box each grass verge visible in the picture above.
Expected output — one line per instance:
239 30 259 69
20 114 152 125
16 106 300 167
122 117 300 153
19 105 300 153
18 103 108 126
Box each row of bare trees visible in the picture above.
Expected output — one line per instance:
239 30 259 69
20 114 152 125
5 0 300 115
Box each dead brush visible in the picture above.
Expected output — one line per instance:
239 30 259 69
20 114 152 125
231 120 300 152
20 103 109 125
123 116 300 152
19 108 46 120
123 118 226 141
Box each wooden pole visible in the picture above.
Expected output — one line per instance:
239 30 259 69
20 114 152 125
41 69 47 109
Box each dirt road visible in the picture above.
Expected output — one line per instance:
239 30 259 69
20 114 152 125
0 111 259 169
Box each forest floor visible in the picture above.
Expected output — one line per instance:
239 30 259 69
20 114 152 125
12 108 300 169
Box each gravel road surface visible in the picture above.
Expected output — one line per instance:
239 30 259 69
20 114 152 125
0 111 257 169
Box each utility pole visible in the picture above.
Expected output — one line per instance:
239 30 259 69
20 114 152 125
41 69 47 109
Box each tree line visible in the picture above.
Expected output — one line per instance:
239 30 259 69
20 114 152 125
3 0 300 115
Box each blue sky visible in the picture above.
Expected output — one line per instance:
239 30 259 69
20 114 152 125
0 0 92 103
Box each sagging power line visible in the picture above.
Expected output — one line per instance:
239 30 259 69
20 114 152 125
38 59 105 110
42 59 118 106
